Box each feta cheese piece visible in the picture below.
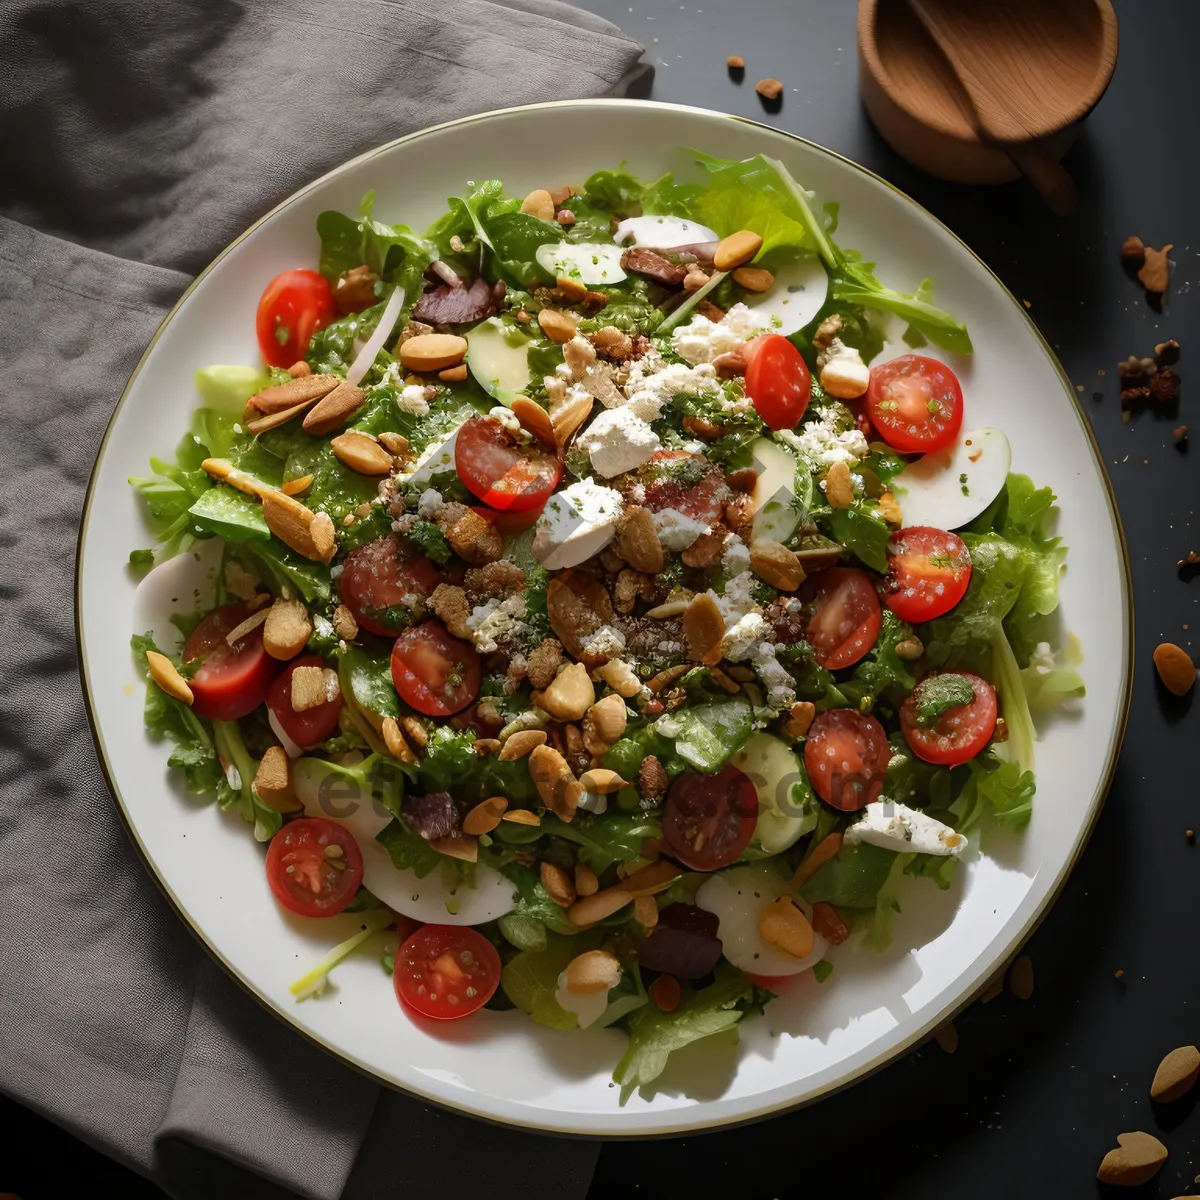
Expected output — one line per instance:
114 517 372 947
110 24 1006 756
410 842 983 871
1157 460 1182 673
402 428 458 483
466 594 529 654
488 405 523 437
554 969 611 1029
651 507 709 551
532 479 624 571
416 488 443 519
779 406 869 469
671 303 762 365
710 570 758 624
752 642 795 710
396 383 431 416
576 407 661 478
622 358 724 423
579 624 626 660
722 533 751 575
719 611 767 662
844 800 967 857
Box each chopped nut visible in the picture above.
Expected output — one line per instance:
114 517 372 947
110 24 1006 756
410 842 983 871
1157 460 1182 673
263 598 312 660
443 506 503 564
639 755 669 801
593 658 643 699
1150 368 1181 403
262 490 336 563
823 460 854 509
682 415 725 440
1119 235 1145 267
1138 243 1173 293
614 568 657 614
933 1021 958 1055
473 738 501 756
726 54 745 69
145 650 194 706
381 716 416 764
758 896 814 958
333 264 380 316
254 745 301 811
731 265 774 292
894 637 924 661
683 593 726 664
783 700 816 739
438 364 468 383
714 230 764 272
538 308 578 343
463 796 507 836
585 692 628 747
1156 338 1181 366
820 351 871 400
564 948 622 994
281 474 314 497
520 189 555 221
511 396 557 449
331 431 393 476
463 560 527 602
1154 642 1196 695
877 491 903 526
499 729 548 760
567 888 632 927
713 347 749 379
540 861 576 907
556 275 589 302
287 360 312 378
290 665 328 712
528 744 580 821
682 528 725 569
812 313 844 349
587 326 638 361
574 863 599 897
683 268 710 292
526 639 565 690
750 540 805 591
1174 425 1189 446
579 768 628 794
377 431 412 460
399 332 469 373
556 209 576 227
332 604 358 641
755 77 784 101
303 382 366 435
428 583 472 639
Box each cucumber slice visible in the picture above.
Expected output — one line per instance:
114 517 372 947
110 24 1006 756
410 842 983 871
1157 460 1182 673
750 436 807 544
733 731 817 856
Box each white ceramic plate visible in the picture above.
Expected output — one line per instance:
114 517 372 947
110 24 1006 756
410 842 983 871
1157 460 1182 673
77 100 1131 1136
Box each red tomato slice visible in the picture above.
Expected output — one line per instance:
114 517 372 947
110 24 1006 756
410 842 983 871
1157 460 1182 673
882 527 972 622
641 449 728 527
744 333 812 430
394 925 501 1019
455 416 562 513
471 503 544 538
662 763 759 871
184 603 279 721
265 818 363 917
267 654 344 749
745 972 801 990
866 354 963 454
338 536 442 637
391 620 481 716
901 671 998 766
255 269 336 369
804 709 890 811
803 568 883 670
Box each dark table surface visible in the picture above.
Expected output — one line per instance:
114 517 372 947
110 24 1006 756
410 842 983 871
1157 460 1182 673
6 0 1199 1196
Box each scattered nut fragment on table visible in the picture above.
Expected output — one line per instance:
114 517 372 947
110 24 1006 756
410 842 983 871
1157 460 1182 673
755 77 783 101
726 54 745 70
1095 1131 1168 1187
1150 1044 1200 1103
1153 642 1196 696
1138 242 1174 294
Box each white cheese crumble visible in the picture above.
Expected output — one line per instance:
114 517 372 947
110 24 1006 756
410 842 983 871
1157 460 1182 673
622 357 725 423
579 624 627 660
844 800 967 857
719 611 767 662
466 594 529 653
651 507 709 551
779 406 869 468
416 489 443 519
577 407 661 478
751 642 794 710
532 479 624 571
396 384 431 416
488 405 522 436
710 570 758 624
721 533 751 575
671 302 762 365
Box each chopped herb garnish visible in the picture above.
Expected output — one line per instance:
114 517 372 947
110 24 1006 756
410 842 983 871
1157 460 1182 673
913 672 976 725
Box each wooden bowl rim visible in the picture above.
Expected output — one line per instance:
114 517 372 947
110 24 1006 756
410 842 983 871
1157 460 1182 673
857 0 1119 144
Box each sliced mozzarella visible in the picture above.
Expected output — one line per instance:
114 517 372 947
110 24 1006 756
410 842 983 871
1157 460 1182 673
292 759 518 924
843 800 967 857
132 538 225 654
614 215 719 249
738 253 828 335
554 970 612 1029
732 732 816 856
535 242 627 286
466 316 533 405
403 428 459 483
532 479 623 570
696 864 828 977
892 427 1011 531
749 436 804 543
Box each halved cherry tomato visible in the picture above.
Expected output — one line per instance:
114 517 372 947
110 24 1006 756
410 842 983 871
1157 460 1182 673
746 973 801 990
804 709 890 811
391 620 481 716
882 526 972 622
338 536 441 637
641 449 727 527
866 354 963 454
901 671 997 766
394 925 501 1019
255 269 336 369
265 818 363 917
471 503 544 538
803 567 882 670
455 416 562 513
744 333 812 430
267 654 344 749
662 763 759 871
184 603 279 721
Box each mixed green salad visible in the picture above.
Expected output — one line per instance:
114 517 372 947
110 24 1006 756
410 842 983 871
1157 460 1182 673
130 150 1084 1101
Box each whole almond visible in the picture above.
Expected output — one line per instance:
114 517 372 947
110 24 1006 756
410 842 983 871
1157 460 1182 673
714 229 764 271
617 506 665 573
262 491 336 563
399 333 469 372
463 796 508 836
682 593 726 665
574 862 599 897
731 265 775 292
1096 1131 1168 1186
145 650 194 706
248 374 340 414
511 397 557 449
528 744 579 820
758 896 815 959
579 768 629 794
587 692 628 744
263 598 312 660
593 659 642 699
540 861 576 907
550 390 594 448
538 308 578 344
564 949 622 994
1151 1045 1200 1103
1154 642 1196 695
567 887 632 927
498 729 547 760
750 540 806 591
302 382 366 435
331 431 394 475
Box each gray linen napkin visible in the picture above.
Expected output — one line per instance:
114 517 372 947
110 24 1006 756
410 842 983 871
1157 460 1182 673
0 1 647 1196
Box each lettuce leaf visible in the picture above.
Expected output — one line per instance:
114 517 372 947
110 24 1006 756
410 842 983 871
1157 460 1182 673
835 610 918 712
581 169 702 218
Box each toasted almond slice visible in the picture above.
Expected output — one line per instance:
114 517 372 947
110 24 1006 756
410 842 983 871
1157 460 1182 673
1151 1045 1200 1103
498 729 547 760
579 768 629 794
749 540 805 591
540 861 576 907
616 506 664 573
645 599 688 620
224 607 269 647
538 308 578 344
463 796 508 836
290 665 327 711
253 745 302 812
246 398 318 435
633 896 659 928
303 382 366 435
501 809 542 826
550 390 594 449
399 333 469 372
281 474 314 497
262 598 311 660
567 888 632 927
430 833 478 863
145 650 193 705
683 593 726 665
331 431 394 475
248 374 340 414
574 862 599 897
622 859 682 898
520 189 555 220
261 491 336 563
758 896 815 959
438 364 469 383
201 457 271 499
511 397 557 449
564 949 622 994
381 716 417 764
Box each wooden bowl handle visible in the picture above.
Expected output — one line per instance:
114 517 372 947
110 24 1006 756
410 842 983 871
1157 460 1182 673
1005 144 1078 217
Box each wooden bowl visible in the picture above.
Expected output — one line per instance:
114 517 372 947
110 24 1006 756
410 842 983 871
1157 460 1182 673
858 0 1118 185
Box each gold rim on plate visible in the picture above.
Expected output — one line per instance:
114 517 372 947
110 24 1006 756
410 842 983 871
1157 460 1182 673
74 98 1134 1137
